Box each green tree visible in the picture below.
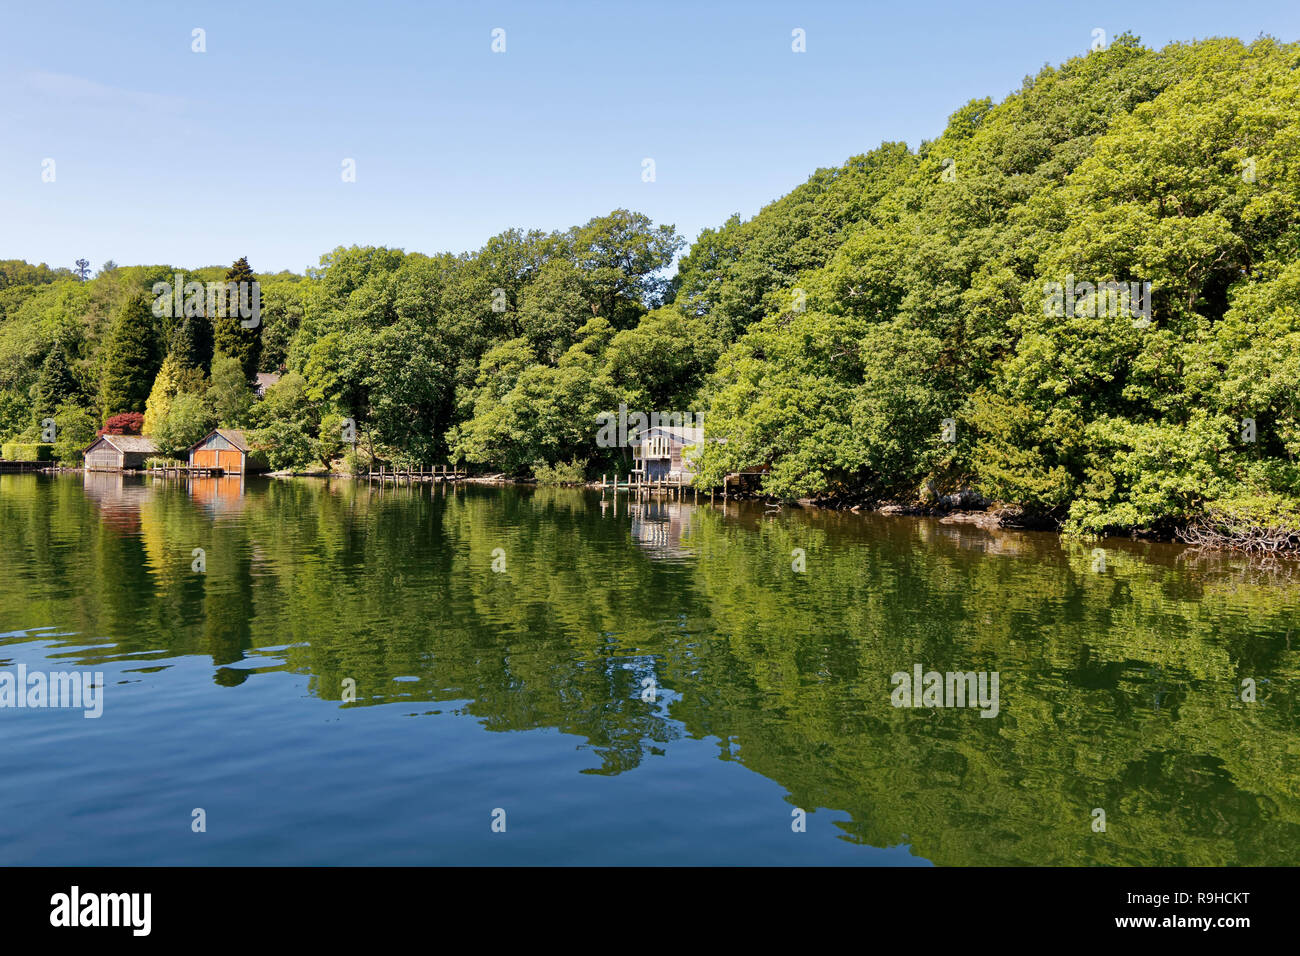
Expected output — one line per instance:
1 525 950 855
211 256 262 381
144 353 206 435
51 403 98 462
208 353 255 427
0 390 27 442
34 344 80 419
248 372 323 471
98 291 160 419
568 210 684 327
153 391 216 457
169 314 213 372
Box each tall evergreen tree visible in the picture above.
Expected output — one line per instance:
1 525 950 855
99 291 160 418
212 256 262 381
170 314 213 372
33 345 79 418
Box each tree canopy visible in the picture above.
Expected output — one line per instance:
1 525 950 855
3 35 1299 540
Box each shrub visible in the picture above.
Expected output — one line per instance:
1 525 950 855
1179 495 1300 553
247 419 314 471
100 412 145 436
533 458 587 485
1 442 54 461
343 446 373 476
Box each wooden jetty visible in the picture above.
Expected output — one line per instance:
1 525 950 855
595 469 764 505
599 471 707 502
367 464 467 484
147 464 225 478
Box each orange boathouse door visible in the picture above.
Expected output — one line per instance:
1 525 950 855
193 448 242 473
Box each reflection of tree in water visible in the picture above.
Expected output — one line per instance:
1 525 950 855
213 666 250 687
2 476 1299 863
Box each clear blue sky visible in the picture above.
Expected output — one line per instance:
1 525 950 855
2 0 1296 274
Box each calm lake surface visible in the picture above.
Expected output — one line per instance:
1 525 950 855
1 472 1297 865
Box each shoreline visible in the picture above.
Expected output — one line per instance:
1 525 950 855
265 470 1300 556
11 464 1296 557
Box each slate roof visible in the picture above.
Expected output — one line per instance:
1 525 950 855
215 429 250 452
85 434 159 455
185 428 251 454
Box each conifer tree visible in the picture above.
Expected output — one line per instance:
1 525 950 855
170 314 213 372
34 345 79 418
212 256 262 381
99 291 160 418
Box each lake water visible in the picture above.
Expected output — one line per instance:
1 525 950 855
1 472 1297 865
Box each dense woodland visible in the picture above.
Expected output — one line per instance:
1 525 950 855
4 35 1300 539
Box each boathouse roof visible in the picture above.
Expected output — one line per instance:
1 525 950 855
83 434 159 455
186 428 251 454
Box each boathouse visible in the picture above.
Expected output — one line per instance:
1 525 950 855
82 434 158 471
186 428 267 475
631 425 703 482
